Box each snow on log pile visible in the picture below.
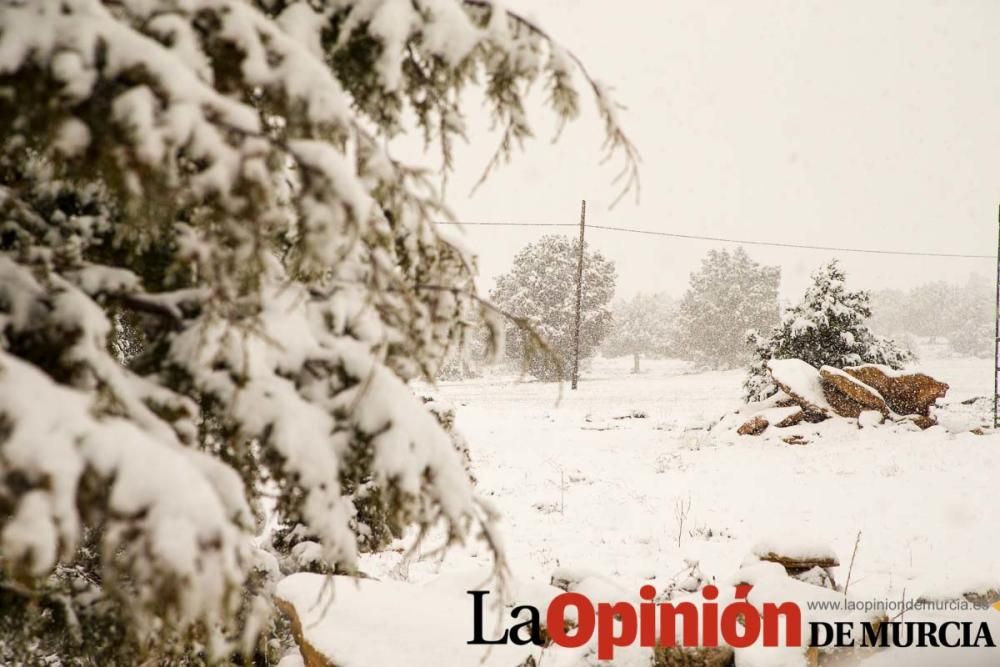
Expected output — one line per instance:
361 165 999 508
718 359 953 440
751 536 840 574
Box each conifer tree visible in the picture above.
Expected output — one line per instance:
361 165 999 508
0 1 638 662
744 260 913 401
490 235 617 381
676 247 780 369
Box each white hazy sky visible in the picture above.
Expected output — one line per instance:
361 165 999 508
402 0 1000 303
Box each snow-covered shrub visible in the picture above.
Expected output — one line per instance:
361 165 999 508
676 247 781 369
603 292 675 373
0 0 637 661
744 261 913 401
490 235 617 381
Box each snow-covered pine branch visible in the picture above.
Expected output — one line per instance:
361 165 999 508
0 0 637 661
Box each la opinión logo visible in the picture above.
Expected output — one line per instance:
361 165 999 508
469 584 799 660
468 585 997 659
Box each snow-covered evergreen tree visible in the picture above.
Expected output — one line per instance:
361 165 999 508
744 260 913 401
603 292 675 373
675 247 780 369
490 235 616 381
0 1 638 662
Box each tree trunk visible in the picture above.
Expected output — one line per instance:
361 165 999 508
632 352 640 374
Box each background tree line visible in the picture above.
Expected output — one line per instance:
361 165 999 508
468 239 993 382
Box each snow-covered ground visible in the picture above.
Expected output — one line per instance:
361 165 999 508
346 347 1000 665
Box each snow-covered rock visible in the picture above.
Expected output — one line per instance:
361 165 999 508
738 416 770 436
735 406 806 436
843 365 949 417
767 359 832 418
819 365 888 418
729 359 951 436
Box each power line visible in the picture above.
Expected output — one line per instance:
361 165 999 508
438 222 576 228
434 221 993 259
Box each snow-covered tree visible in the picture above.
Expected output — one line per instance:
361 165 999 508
675 247 780 369
490 235 616 381
603 292 675 373
744 260 913 401
944 274 994 357
870 281 959 339
870 274 994 358
0 0 638 662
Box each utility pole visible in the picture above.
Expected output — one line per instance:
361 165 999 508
994 203 1000 428
571 200 586 390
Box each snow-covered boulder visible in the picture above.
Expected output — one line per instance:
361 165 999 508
774 409 806 428
766 359 832 420
736 406 807 436
737 416 770 436
896 414 938 430
732 360 950 434
843 365 949 417
818 366 888 418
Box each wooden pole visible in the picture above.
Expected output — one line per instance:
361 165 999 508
994 203 999 428
571 200 586 390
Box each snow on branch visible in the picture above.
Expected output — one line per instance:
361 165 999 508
0 353 254 652
0 0 637 658
463 0 641 205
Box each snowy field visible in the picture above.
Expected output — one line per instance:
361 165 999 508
368 347 997 591
343 346 1000 664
